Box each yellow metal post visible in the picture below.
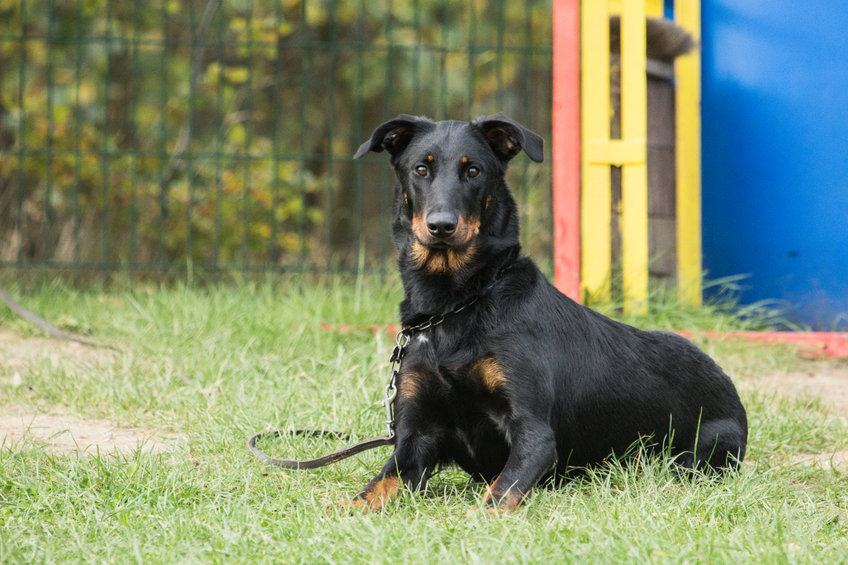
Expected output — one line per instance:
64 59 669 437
675 1 703 305
645 0 663 17
580 0 612 302
619 0 648 312
580 0 648 311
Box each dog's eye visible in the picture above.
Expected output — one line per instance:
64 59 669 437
467 166 480 179
415 165 429 177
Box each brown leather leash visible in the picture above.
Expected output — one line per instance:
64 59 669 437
247 430 395 469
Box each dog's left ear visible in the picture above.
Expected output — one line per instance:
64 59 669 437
474 113 544 163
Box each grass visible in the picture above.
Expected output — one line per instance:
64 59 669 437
1 275 847 564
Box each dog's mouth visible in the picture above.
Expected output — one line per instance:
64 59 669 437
408 215 480 274
409 238 478 274
411 214 480 249
418 239 455 250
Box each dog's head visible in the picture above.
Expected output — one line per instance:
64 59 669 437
355 114 543 275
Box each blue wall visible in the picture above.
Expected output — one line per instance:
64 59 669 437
701 1 848 329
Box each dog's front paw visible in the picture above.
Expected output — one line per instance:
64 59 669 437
481 484 523 513
336 476 401 513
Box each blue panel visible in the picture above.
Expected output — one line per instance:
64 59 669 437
701 1 848 329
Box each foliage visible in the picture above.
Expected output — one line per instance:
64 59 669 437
0 0 553 274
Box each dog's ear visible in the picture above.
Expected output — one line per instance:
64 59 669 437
354 114 423 160
473 113 544 163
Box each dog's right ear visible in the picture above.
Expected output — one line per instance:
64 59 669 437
354 114 422 160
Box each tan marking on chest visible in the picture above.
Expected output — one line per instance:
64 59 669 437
398 369 424 403
471 358 507 391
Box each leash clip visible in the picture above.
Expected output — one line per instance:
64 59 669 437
382 330 409 439
390 330 410 363
382 377 398 439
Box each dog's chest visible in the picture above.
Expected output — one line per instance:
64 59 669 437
399 332 513 472
404 331 504 391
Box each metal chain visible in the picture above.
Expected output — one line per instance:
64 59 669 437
381 330 408 439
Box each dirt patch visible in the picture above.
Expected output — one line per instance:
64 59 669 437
0 331 174 455
790 449 848 471
746 365 848 415
0 409 176 455
0 330 118 371
742 364 848 471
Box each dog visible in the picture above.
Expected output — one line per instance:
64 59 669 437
350 113 748 511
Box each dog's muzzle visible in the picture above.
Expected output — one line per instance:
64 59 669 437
426 211 458 239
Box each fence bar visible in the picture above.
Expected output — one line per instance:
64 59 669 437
0 1 553 282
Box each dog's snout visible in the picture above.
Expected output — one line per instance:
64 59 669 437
426 212 458 238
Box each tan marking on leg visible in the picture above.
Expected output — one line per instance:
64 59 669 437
360 476 400 511
483 477 523 512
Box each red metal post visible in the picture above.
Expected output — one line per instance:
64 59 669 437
552 0 581 301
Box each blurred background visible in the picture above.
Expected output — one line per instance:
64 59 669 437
0 0 553 281
2 1 847 329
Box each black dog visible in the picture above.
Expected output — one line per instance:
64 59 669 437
351 113 747 511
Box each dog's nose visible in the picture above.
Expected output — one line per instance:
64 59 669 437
426 212 458 238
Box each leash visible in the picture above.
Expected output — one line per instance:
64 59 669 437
247 260 515 470
247 430 395 469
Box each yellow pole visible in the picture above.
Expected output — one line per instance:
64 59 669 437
645 0 663 17
675 1 703 305
619 0 648 312
580 0 612 302
580 0 649 310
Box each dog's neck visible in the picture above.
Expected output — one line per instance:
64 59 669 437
398 244 520 324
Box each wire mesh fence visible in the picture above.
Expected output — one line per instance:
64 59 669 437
0 0 553 283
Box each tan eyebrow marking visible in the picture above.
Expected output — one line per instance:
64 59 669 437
461 156 469 164
427 154 434 162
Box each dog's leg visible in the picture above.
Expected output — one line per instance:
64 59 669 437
348 435 438 511
692 417 747 471
483 419 557 511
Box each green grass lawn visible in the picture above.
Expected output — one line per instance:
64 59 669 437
1 277 846 564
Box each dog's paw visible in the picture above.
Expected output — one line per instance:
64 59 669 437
479 485 522 513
